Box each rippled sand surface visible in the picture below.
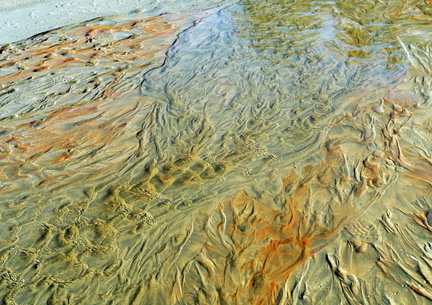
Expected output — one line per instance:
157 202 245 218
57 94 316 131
2 0 432 304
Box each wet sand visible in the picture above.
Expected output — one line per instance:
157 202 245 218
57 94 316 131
2 0 432 304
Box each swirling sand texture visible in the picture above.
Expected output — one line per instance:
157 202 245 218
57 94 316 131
2 0 432 304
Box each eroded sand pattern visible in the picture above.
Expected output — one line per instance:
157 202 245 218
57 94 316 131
2 0 432 304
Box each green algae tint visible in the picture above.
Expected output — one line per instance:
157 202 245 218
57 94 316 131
1 0 432 304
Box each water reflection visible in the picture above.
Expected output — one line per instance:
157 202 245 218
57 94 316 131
1 0 432 304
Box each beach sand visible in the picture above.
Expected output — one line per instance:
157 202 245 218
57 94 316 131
0 0 232 44
2 0 432 304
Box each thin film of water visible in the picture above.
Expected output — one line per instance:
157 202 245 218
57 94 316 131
1 0 432 304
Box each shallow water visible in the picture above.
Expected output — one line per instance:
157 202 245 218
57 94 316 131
2 0 432 304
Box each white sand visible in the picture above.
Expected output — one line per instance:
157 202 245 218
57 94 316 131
0 0 231 44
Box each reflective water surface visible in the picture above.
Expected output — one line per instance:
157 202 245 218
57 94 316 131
2 0 432 304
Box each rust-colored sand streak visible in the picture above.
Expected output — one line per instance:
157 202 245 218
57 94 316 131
0 15 182 85
214 159 356 304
